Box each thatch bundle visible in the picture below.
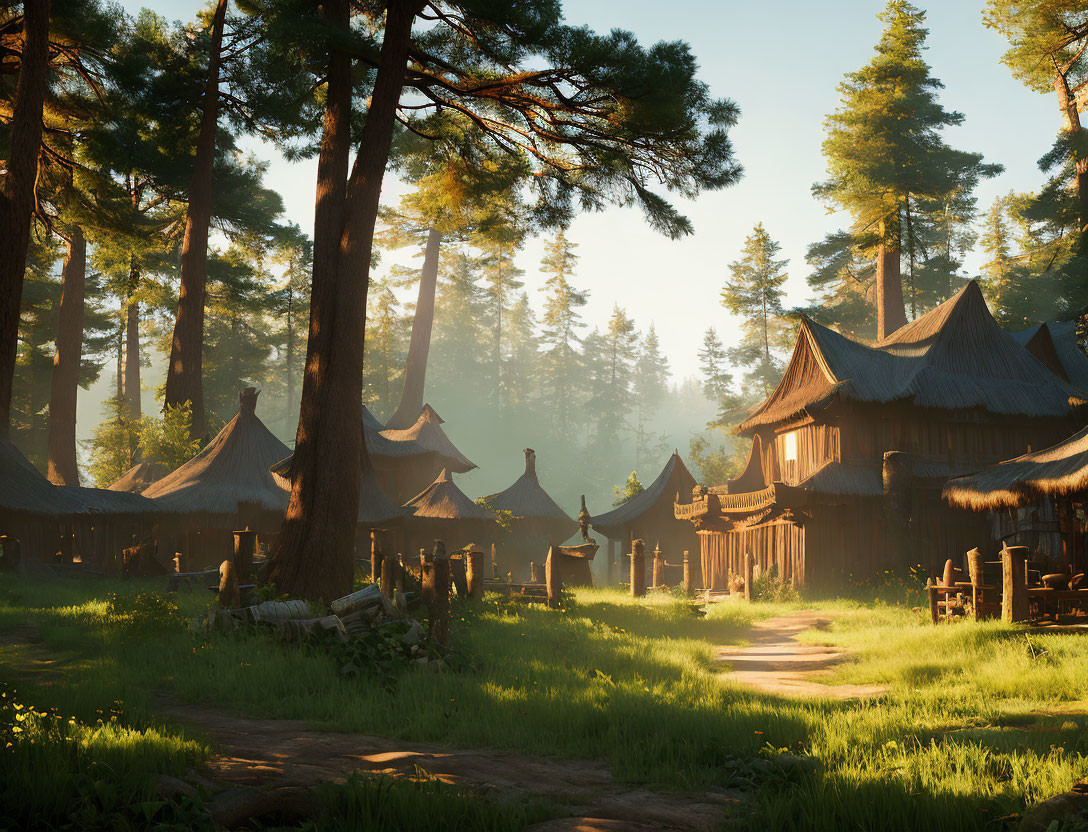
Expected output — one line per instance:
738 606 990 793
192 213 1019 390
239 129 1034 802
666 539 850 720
944 424 1088 510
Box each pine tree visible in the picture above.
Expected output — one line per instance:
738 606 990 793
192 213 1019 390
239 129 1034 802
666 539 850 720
721 223 789 396
539 232 588 435
817 0 1000 337
803 232 877 340
632 325 670 469
363 276 407 420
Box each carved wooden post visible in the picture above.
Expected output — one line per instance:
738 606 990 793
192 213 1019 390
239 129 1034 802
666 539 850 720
882 450 913 570
630 539 646 597
430 541 451 645
466 548 484 599
967 548 984 621
545 546 561 608
927 579 939 624
530 561 542 583
606 539 616 585
652 541 664 589
370 530 382 585
233 528 256 580
1002 545 1030 623
218 559 239 609
682 550 693 595
450 554 468 597
743 551 753 602
420 549 435 606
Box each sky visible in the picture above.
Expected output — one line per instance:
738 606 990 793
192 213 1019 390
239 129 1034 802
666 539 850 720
95 0 1061 436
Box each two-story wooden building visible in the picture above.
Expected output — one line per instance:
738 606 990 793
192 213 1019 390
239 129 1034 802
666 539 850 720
677 281 1088 589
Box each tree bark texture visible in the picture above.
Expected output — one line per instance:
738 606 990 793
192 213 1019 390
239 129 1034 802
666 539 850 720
265 0 420 601
47 227 86 485
386 226 442 429
1055 73 1088 253
163 0 228 441
124 294 141 421
0 0 50 435
875 216 907 340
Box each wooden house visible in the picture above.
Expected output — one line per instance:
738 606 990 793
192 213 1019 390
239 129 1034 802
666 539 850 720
485 449 577 581
590 452 699 583
380 404 476 478
0 437 84 561
678 281 1088 590
401 468 497 562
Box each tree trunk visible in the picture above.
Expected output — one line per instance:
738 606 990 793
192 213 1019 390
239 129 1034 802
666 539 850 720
0 0 50 436
875 214 907 340
1055 73 1088 254
386 225 442 429
163 0 228 442
265 0 420 601
46 227 86 485
124 293 141 421
286 286 296 418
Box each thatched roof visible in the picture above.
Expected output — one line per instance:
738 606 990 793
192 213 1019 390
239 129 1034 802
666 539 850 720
107 459 167 494
403 468 495 521
144 388 291 515
380 404 476 473
589 452 696 536
944 423 1088 510
0 438 84 516
486 449 576 534
725 435 766 493
739 281 1087 434
60 486 159 516
1010 321 1088 391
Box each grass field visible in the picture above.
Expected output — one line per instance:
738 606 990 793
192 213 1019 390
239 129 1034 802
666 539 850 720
1 575 1086 830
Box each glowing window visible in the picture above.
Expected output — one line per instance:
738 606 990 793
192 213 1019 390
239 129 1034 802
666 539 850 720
782 430 798 462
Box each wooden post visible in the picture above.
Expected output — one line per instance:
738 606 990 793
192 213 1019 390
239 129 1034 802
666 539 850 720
545 545 561 608
380 546 397 598
630 539 646 597
743 551 753 602
607 539 616 585
942 558 956 589
682 550 693 595
490 543 498 580
370 530 382 585
394 553 405 596
430 541 451 645
450 555 468 598
967 548 984 622
1002 545 1030 623
530 561 542 583
882 450 913 570
218 559 239 609
232 528 256 580
466 548 484 599
58 531 74 564
652 541 664 589
927 580 939 624
420 550 435 606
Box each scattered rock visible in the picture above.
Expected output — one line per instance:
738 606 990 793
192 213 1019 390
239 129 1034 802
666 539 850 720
1018 780 1088 832
153 774 197 801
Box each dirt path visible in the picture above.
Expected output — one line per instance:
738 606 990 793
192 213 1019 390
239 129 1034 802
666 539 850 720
716 611 887 700
161 703 744 832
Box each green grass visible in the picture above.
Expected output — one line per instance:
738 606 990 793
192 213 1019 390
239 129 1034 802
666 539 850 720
2 576 1088 830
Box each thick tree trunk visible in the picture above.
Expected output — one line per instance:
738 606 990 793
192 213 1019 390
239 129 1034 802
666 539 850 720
286 286 296 417
0 0 50 436
266 0 421 601
46 227 86 485
875 215 907 340
1056 73 1088 253
124 294 141 421
163 0 228 442
386 225 442 429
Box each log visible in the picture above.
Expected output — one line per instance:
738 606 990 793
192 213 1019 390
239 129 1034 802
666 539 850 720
429 541 450 645
450 555 468 598
530 561 542 583
233 529 256 580
380 547 397 599
545 545 561 608
218 559 239 609
743 551 753 602
1002 545 1030 623
330 584 382 615
652 541 664 589
0 535 20 572
466 548 484 599
682 549 693 595
630 539 646 597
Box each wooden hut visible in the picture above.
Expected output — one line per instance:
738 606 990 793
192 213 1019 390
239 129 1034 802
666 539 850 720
0 437 84 562
679 281 1088 590
485 448 577 581
143 388 290 569
59 486 160 571
380 404 476 475
1010 321 1088 389
589 451 698 583
402 468 497 561
944 423 1088 570
107 459 167 494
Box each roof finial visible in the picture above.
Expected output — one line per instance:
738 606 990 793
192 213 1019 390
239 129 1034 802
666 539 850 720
239 387 259 413
524 448 536 477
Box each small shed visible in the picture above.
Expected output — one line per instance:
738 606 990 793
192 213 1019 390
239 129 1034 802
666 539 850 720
143 388 290 568
589 452 699 583
485 448 576 580
402 468 497 562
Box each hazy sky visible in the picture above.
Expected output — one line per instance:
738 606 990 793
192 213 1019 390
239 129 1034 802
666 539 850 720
111 0 1058 387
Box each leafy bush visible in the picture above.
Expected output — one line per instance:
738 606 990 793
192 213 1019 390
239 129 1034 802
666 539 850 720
105 592 184 634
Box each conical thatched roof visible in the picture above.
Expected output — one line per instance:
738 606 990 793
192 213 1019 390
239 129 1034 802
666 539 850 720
486 449 575 534
589 452 696 537
107 459 167 494
362 405 432 460
0 438 83 516
944 423 1088 511
144 388 291 515
380 404 476 473
404 468 495 521
739 282 1088 434
1010 321 1088 391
